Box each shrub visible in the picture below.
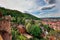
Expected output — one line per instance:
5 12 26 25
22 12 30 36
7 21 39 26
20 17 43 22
26 22 31 32
29 37 40 40
12 27 19 40
29 37 45 40
26 25 42 38
18 34 27 40
12 27 27 40
44 25 54 32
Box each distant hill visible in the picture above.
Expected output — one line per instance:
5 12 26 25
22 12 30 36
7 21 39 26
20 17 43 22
40 17 60 19
0 7 40 20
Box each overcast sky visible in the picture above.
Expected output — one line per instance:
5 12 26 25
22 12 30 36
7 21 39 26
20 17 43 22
0 0 60 18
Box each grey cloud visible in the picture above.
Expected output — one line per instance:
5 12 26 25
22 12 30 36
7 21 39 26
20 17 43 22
49 0 56 4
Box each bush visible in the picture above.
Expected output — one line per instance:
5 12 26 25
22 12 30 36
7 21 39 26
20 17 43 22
18 34 27 40
26 22 31 32
12 27 19 40
12 27 27 40
44 25 54 32
29 37 40 40
26 25 42 38
29 37 45 40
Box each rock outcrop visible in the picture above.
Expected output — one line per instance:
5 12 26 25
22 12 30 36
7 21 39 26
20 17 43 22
0 15 12 40
0 34 3 40
17 24 26 34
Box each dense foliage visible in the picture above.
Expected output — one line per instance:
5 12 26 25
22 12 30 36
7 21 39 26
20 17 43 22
0 7 40 19
12 27 27 40
26 25 42 38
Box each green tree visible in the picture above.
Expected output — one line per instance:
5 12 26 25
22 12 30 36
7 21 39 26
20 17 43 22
44 25 54 32
12 27 19 40
12 27 27 40
26 25 42 38
18 34 27 40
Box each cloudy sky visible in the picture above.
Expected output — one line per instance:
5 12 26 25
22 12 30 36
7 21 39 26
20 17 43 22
0 0 60 18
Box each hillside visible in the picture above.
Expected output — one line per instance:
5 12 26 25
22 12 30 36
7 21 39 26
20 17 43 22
0 7 60 40
0 7 40 20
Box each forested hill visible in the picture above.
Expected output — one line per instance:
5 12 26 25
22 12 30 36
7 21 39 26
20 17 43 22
0 7 40 20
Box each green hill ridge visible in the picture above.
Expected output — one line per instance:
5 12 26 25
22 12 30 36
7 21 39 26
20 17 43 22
0 7 40 20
